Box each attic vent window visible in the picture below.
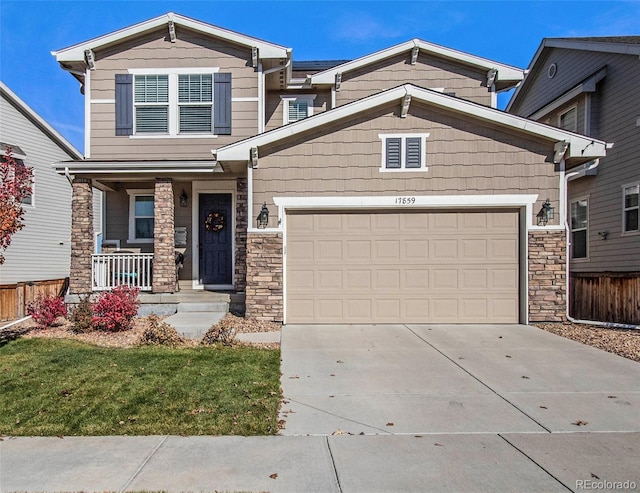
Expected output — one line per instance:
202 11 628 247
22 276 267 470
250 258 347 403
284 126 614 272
281 95 316 124
379 134 429 172
548 63 557 79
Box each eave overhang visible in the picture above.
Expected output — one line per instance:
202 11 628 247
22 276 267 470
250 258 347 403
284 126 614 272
51 12 290 64
309 39 525 90
216 84 608 163
52 160 222 175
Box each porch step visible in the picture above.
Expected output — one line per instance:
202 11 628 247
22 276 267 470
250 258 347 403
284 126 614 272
177 301 229 313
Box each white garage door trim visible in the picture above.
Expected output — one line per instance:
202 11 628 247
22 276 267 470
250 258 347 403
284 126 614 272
275 194 537 325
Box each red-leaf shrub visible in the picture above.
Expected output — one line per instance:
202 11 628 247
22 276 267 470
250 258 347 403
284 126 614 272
27 295 67 329
92 286 140 332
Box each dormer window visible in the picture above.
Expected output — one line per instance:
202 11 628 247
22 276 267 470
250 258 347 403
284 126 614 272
281 95 316 124
379 134 429 172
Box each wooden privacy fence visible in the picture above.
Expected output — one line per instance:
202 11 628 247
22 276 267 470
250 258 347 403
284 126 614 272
570 272 640 325
0 278 68 322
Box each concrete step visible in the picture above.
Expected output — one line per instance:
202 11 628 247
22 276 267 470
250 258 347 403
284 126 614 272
164 312 226 340
177 301 229 313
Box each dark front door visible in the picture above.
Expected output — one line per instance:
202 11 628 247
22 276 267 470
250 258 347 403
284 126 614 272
199 193 233 285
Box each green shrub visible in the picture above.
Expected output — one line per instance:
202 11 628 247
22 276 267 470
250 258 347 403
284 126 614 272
69 295 94 333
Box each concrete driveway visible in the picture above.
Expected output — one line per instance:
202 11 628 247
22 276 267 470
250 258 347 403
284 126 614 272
279 324 640 436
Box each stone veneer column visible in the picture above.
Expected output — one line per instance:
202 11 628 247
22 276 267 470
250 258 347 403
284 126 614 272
528 230 566 322
152 178 175 293
235 177 248 291
70 178 94 294
245 232 283 321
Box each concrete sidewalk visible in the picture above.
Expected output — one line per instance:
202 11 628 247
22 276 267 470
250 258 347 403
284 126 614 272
2 432 639 492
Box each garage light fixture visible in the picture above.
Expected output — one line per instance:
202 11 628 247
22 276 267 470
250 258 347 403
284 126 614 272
536 198 555 226
257 202 269 229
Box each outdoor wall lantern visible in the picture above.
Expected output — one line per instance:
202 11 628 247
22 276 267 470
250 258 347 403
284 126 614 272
179 189 188 207
536 198 555 226
257 202 269 229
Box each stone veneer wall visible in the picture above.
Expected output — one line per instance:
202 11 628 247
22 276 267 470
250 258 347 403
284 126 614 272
235 177 248 291
70 178 94 294
528 229 566 322
245 232 283 321
152 178 175 293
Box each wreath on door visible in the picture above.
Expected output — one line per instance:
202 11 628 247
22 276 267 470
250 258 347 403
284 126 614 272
204 211 225 232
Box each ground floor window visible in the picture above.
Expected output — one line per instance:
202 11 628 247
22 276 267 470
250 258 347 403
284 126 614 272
623 183 639 233
128 190 154 242
570 198 588 259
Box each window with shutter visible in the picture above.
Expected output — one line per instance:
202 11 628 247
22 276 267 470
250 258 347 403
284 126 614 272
134 75 169 133
379 134 428 171
178 74 213 133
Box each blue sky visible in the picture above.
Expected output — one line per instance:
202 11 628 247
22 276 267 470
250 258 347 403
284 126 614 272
2 0 639 154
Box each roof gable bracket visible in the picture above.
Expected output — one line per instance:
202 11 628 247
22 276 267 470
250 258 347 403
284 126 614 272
84 49 96 70
401 93 411 118
553 140 569 164
411 45 419 65
252 47 259 67
250 147 259 168
486 68 498 87
335 72 342 91
168 20 176 42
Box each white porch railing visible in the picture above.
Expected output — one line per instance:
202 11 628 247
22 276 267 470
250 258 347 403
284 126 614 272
91 253 154 291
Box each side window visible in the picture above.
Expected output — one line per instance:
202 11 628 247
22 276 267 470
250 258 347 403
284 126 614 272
282 95 315 124
623 183 639 233
559 107 577 132
128 191 154 243
570 198 588 259
379 134 429 171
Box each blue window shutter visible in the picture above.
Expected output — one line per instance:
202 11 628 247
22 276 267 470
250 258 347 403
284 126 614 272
214 73 232 135
405 137 422 168
115 74 133 136
385 138 402 169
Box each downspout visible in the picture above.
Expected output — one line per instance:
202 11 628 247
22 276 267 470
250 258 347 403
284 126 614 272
562 160 640 330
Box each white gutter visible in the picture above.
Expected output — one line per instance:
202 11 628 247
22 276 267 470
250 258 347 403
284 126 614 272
562 160 639 330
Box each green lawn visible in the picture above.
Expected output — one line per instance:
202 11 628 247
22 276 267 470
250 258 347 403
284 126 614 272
0 338 281 436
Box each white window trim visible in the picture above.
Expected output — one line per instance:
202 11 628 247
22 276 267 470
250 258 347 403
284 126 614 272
378 133 430 172
570 196 589 260
558 106 577 133
281 94 316 125
622 181 640 236
128 68 219 138
127 189 154 244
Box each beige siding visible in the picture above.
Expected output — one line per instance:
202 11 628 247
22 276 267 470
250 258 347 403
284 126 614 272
265 89 331 132
252 102 559 226
89 26 259 160
337 52 491 107
512 47 640 271
0 95 74 283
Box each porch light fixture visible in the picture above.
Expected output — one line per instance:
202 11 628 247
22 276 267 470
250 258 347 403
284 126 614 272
257 202 269 229
536 198 555 226
179 189 188 207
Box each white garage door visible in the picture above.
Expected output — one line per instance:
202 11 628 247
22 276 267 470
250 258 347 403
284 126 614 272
286 210 520 324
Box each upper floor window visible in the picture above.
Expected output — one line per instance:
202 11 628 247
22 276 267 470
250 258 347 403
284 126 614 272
570 198 588 259
281 95 315 124
559 107 577 132
623 183 639 233
379 134 429 172
116 70 231 138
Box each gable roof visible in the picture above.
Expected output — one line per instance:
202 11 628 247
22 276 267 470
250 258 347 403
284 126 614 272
0 81 82 160
309 39 525 91
507 36 640 112
216 83 608 162
51 12 291 63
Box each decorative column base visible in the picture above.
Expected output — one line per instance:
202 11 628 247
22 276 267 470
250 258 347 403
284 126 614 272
528 230 567 322
245 232 283 322
152 178 175 294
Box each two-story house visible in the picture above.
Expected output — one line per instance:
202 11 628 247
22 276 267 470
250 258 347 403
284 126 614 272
52 13 608 325
508 37 640 325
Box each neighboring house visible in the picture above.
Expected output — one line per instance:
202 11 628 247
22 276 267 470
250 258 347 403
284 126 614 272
51 13 608 325
507 37 640 324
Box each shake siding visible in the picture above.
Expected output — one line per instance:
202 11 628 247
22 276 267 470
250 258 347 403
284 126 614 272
336 53 490 107
89 26 258 160
0 95 74 284
513 48 640 272
264 90 331 132
252 102 558 223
